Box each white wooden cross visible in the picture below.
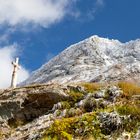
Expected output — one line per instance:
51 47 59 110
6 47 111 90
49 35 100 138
11 57 20 88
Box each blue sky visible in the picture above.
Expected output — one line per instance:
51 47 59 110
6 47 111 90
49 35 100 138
0 0 140 88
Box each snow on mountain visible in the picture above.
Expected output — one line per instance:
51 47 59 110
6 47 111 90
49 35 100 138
21 35 140 85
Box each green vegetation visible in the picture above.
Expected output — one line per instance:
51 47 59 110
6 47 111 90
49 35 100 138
116 82 140 119
115 102 140 132
67 87 85 103
116 103 140 118
42 113 104 140
68 90 84 102
115 82 140 133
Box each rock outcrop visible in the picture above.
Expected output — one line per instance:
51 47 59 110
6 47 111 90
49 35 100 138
0 84 68 125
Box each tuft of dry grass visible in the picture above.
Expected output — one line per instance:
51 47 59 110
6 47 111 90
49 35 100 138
118 82 140 98
81 82 102 93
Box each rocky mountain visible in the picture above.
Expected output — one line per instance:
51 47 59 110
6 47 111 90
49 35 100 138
22 35 140 85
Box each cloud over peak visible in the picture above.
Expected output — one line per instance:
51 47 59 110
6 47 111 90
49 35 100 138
0 0 73 27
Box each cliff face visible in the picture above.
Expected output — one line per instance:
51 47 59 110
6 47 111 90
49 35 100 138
0 82 140 140
22 35 140 85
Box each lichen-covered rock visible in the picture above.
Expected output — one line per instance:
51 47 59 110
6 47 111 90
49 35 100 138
98 111 122 135
104 86 123 102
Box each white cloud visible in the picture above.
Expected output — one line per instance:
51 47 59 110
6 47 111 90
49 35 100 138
0 0 73 27
0 45 29 88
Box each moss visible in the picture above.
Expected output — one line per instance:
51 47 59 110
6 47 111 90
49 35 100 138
42 112 104 140
42 117 76 140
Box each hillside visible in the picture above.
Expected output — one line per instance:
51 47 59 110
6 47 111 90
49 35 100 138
0 82 140 140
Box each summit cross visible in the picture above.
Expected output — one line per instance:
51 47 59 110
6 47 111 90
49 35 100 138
11 57 20 88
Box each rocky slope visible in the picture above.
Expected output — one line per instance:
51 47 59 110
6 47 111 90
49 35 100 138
22 35 140 85
0 82 140 140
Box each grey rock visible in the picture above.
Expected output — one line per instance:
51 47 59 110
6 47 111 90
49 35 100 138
98 111 122 135
0 84 69 124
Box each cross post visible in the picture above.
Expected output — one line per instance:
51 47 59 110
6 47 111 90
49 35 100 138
11 57 20 88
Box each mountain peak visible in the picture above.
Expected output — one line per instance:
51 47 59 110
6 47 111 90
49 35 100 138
21 36 140 86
